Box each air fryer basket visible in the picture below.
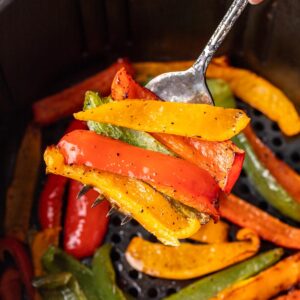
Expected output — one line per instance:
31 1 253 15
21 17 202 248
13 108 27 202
1 0 300 299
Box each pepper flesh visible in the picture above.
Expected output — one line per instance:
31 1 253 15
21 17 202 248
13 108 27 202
58 130 219 218
75 100 250 141
0 268 22 300
190 219 229 244
44 147 201 245
125 229 260 280
64 180 110 259
220 194 300 249
111 68 244 192
165 248 283 300
206 57 300 136
244 125 300 203
33 58 134 125
212 252 300 300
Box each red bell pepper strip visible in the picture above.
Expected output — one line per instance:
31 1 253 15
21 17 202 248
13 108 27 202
111 68 244 193
33 59 134 125
58 130 220 218
220 194 300 249
0 237 34 299
0 268 22 300
244 125 300 203
64 180 110 259
38 120 87 229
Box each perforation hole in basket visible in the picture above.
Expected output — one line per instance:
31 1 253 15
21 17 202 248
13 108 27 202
128 287 139 298
111 233 122 244
148 288 158 298
291 152 300 164
272 137 283 147
253 121 265 132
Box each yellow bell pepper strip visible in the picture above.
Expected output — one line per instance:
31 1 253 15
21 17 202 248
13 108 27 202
211 252 300 300
206 58 300 136
5 123 41 241
275 290 300 300
220 194 300 250
58 130 220 219
244 125 300 203
190 219 229 244
74 101 250 141
125 229 260 280
44 147 201 246
30 228 61 276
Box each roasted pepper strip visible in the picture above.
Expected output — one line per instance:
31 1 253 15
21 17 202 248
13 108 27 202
5 123 41 241
31 228 61 276
275 290 300 300
206 58 300 136
212 252 300 300
111 68 244 192
44 147 201 246
244 125 300 203
33 59 134 125
92 244 126 300
58 130 219 218
190 219 229 244
0 268 22 300
220 194 300 249
75 100 250 141
125 229 260 280
234 133 300 222
165 248 283 300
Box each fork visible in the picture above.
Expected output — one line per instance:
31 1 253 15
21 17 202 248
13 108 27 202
146 0 248 105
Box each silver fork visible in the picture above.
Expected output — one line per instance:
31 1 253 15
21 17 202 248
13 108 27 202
146 0 248 105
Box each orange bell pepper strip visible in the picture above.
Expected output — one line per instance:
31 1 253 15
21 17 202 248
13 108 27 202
206 57 300 136
125 229 259 280
212 252 300 300
275 290 300 300
44 147 201 246
244 125 300 203
111 68 245 193
190 219 229 244
220 194 300 249
58 130 220 218
75 100 250 141
30 228 60 276
32 59 134 125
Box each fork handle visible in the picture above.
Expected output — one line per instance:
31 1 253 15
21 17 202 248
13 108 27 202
193 0 248 73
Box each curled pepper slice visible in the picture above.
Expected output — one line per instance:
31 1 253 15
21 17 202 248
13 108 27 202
212 252 300 300
74 101 250 141
58 130 219 218
125 229 260 280
44 147 201 246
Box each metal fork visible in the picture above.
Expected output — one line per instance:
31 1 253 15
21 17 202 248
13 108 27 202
146 0 248 105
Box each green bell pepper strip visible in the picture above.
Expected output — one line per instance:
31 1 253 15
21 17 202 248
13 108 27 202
213 85 300 222
84 91 174 156
42 246 99 300
164 248 283 300
33 272 87 300
92 244 127 300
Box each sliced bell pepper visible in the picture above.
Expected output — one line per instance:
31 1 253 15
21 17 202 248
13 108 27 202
125 229 260 280
244 125 300 203
0 237 35 299
110 67 244 192
0 268 22 300
211 252 300 300
220 194 300 249
74 100 250 141
33 58 134 125
31 227 61 276
58 130 219 218
64 180 110 259
38 120 87 229
234 133 300 222
92 244 126 300
165 248 283 300
206 57 300 136
190 219 229 244
275 290 300 300
5 123 41 241
44 147 201 245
